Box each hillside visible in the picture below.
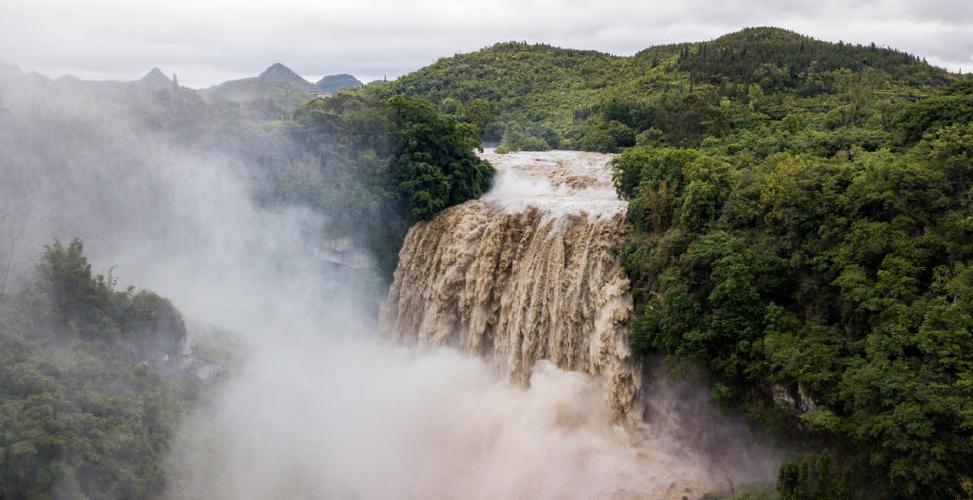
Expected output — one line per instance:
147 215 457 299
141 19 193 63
203 65 364 110
384 42 629 141
0 241 200 498
203 62 313 110
3 24 972 500
317 73 363 92
379 27 954 150
141 67 173 91
258 62 310 85
377 26 973 497
670 27 948 88
203 77 311 109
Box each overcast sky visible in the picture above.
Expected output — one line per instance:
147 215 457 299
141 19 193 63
1 0 970 87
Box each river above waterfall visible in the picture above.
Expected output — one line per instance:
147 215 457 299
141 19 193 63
479 148 627 217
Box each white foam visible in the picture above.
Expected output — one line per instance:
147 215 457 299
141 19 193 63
479 149 626 218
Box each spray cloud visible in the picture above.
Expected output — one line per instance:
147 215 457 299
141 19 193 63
0 73 781 500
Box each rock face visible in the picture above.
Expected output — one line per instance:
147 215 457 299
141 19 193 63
380 149 640 421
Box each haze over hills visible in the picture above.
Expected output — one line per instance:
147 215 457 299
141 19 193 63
0 60 364 110
0 64 181 102
257 62 310 86
0 27 951 122
141 67 173 91
0 60 20 80
2 25 973 498
318 73 364 92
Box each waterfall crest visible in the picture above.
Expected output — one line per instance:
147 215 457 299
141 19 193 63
381 149 640 420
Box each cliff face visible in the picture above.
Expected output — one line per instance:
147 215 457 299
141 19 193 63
380 150 640 420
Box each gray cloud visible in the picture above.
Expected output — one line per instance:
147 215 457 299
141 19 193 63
1 0 970 87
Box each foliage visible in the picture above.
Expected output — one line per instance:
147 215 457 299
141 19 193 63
776 455 852 500
317 74 364 93
16 27 968 497
892 90 973 145
385 95 495 219
496 122 553 153
615 118 973 496
136 87 494 280
0 240 199 499
381 27 953 151
675 27 947 91
285 93 494 275
577 120 635 152
382 34 971 495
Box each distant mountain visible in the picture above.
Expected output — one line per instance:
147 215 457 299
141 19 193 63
0 63 184 106
0 60 21 82
141 67 172 91
54 74 82 84
203 63 326 109
22 71 54 87
204 77 311 109
317 74 363 92
258 62 309 86
1 60 355 112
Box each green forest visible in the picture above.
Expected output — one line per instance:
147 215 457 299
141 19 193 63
285 93 495 274
135 83 493 277
0 240 200 499
383 26 973 498
3 25 972 499
383 27 950 152
0 78 493 498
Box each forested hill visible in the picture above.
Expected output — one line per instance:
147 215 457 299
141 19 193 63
0 241 201 498
388 42 628 130
668 27 947 88
379 26 973 498
2 25 970 500
379 27 955 150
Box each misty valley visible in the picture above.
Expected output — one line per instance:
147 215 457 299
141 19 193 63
2 25 973 500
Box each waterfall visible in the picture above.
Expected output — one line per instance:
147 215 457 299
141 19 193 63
167 149 778 500
381 149 641 421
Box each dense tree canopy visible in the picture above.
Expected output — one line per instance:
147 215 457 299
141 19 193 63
130 85 494 279
286 93 495 275
380 27 953 155
377 28 970 497
0 240 199 499
614 95 973 497
3 26 969 498
135 28 969 496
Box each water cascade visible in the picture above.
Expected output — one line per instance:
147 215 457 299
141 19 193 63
381 149 641 421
